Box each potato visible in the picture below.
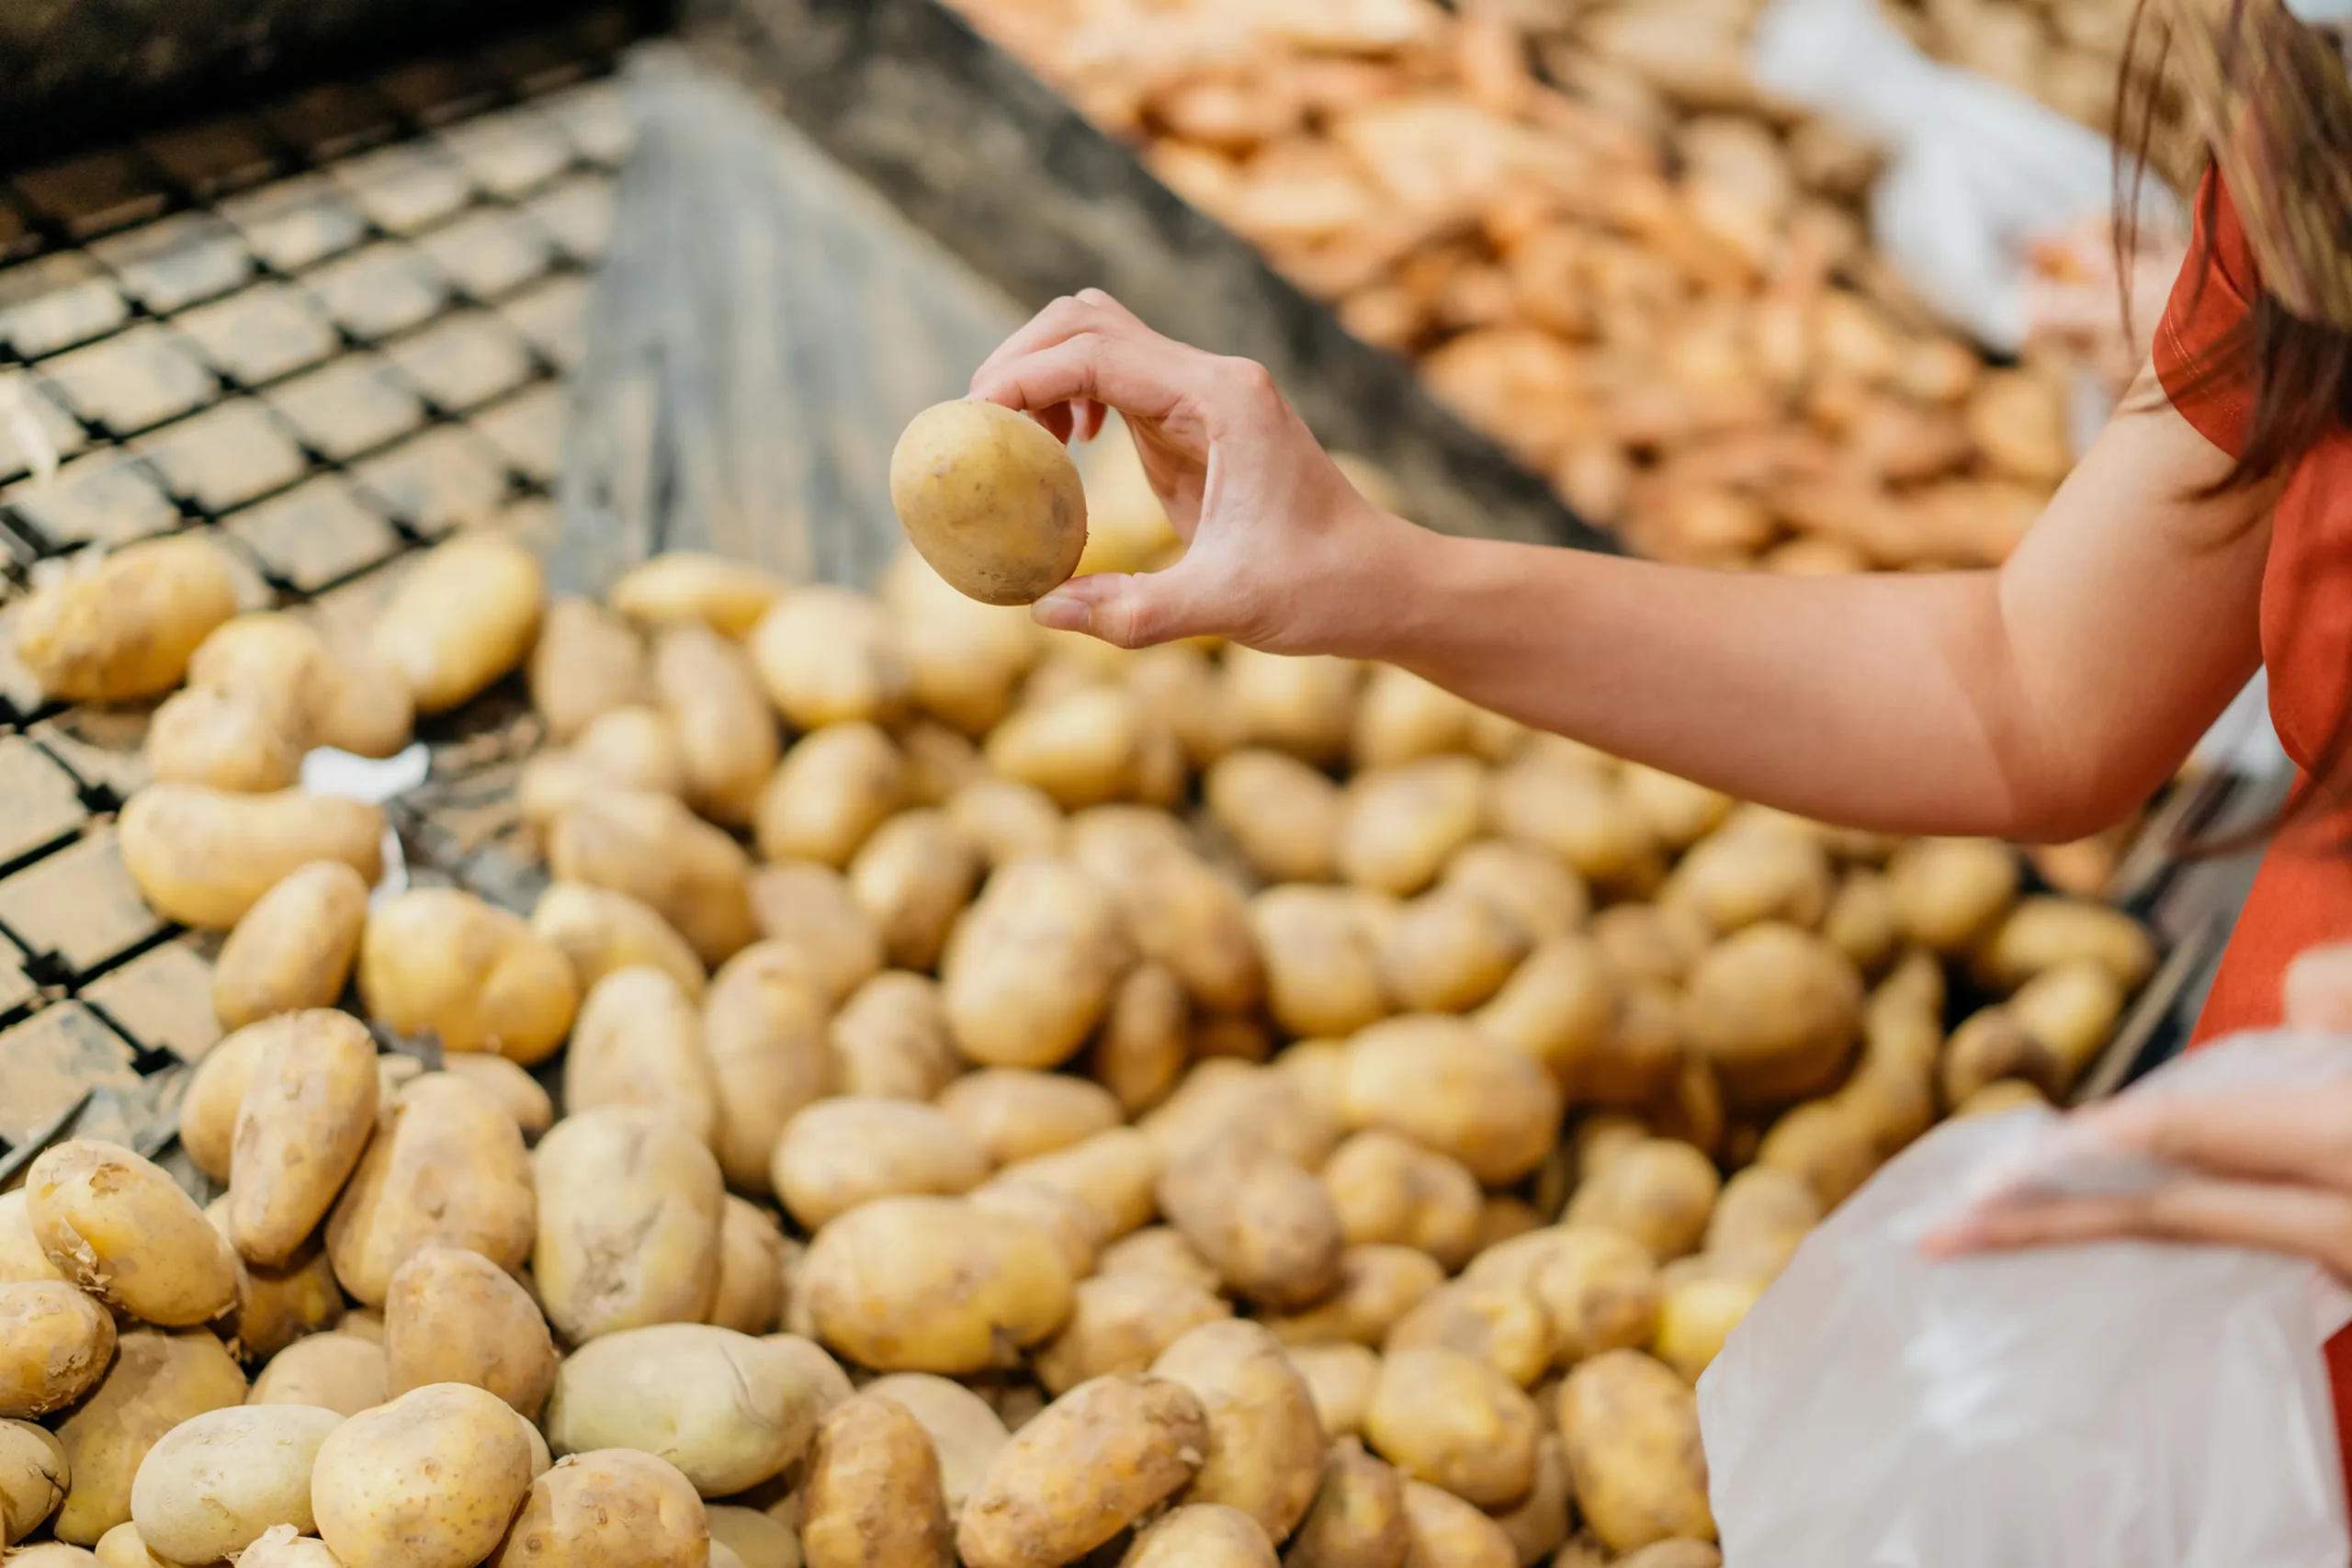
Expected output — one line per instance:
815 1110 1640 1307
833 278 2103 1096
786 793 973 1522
803 1196 1073 1374
2010 959 2126 1090
545 1324 821 1496
1487 759 1657 892
1074 838 1264 1018
941 859 1125 1070
383 1244 557 1417
1615 768 1730 852
488 1449 708 1568
1130 644 1244 771
645 622 777 829
207 863 368 1032
707 1503 804 1568
611 552 788 638
1089 963 1193 1115
1589 905 1711 991
16 534 240 702
372 531 544 714
1563 1141 1720 1264
980 686 1148 809
1226 649 1361 765
750 731 899 875
1339 759 1487 897
801 1392 956 1568
1365 1348 1538 1508
338 1312 384 1345
187 614 413 762
1096 1227 1222 1293
9 1543 103 1565
890 399 1089 604
1935 1005 2049 1110
1120 1504 1276 1568
993 1128 1163 1244
956 1374 1209 1568
862 1374 1010 1519
1974 896 2156 992
1385 1282 1552 1388
1264 1247 1443 1350
1399 1481 1514 1568
439 1054 554 1142
1516 1230 1663 1369
1206 750 1342 885
530 595 649 741
0 1193 67 1288
935 1070 1122 1167
1348 666 1472 771
1035 1272 1232 1396
738 865 876 1003
851 808 981 972
1887 838 2019 953
94 1521 174 1568
563 965 718 1144
1702 1168 1821 1280
772 1098 990 1231
1681 923 1861 1105
27 1141 237 1328
1379 891 1529 1014
1319 1133 1482 1273
1253 886 1391 1040
128 1404 340 1564
752 588 913 728
2 1419 68 1544
831 969 962 1100
145 684 304 792
1489 1436 1573 1566
534 1108 724 1344
548 787 757 967
1275 1041 1351 1132
119 784 383 931
1470 936 1614 1095
228 1009 379 1266
526 885 701 1006
327 1074 535 1309
686 950 827 1194
1822 869 1900 976
764 1333 854 1417
247 1332 385 1415
1597 1545 1720 1568
1651 1273 1762 1383
312 1382 535 1568
1290 1350 1382 1446
1286 1438 1407 1568
1553 1351 1713 1553
517 710 687 845
1145 1061 1337 1173
359 888 580 1066
1341 1017 1563 1186
1662 825 1832 934
52 1329 247 1544
1159 1135 1344 1312
946 779 1066 870
705 1199 788 1337
1440 841 1588 946
0 1282 116 1419
882 548 1041 734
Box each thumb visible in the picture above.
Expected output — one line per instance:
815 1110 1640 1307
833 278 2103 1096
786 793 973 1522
1031 566 1208 649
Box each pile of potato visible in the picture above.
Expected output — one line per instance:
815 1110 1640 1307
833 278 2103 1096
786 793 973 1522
0 484 2155 1566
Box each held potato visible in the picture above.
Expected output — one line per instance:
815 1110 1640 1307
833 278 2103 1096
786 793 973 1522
802 1393 955 1568
1262 1247 1443 1350
490 1449 710 1568
311 1382 537 1568
704 943 833 1193
548 787 758 967
1125 1505 1278 1568
0 1282 117 1419
51 1330 248 1545
772 1098 990 1232
1341 1017 1564 1186
1035 1273 1232 1396
1338 758 1487 897
326 1074 536 1309
851 808 981 973
246 1332 386 1416
890 398 1089 605
371 532 545 713
861 1375 1012 1519
545 1325 821 1496
654 622 779 829
383 1244 558 1417
358 888 580 1066
1158 1134 1345 1311
27 1141 238 1328
119 785 384 931
565 966 718 1145
942 859 1126 1070
956 1374 1209 1568
1553 1351 1714 1553
1288 1348 1381 1442
610 552 788 637
1321 1132 1483 1274
1398 1481 1515 1568
831 970 963 1100
1150 1321 1327 1543
800 1197 1074 1375
1681 923 1863 1105
1384 1282 1553 1389
529 595 649 742
532 881 707 1001
1286 1439 1408 1568
1363 1348 1539 1509
1089 962 1193 1115
211 863 371 1032
16 533 241 702
534 1108 724 1344
1563 1141 1721 1265
227 1009 380 1266
752 587 913 729
1206 749 1342 886
757 722 906 866
940 1070 1125 1166
128 1404 341 1565
1253 887 1391 1041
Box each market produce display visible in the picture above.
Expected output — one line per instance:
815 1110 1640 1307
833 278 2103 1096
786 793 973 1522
0 425 2157 1562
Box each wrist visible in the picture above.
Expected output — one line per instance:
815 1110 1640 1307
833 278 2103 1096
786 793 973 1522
1305 503 1458 663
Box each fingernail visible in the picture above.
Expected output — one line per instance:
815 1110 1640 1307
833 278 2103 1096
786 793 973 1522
1033 592 1091 634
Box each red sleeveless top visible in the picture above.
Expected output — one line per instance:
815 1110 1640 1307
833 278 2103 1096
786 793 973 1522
2156 169 2352 1507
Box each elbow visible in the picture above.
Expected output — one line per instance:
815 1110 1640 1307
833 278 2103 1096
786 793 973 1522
1988 760 2156 847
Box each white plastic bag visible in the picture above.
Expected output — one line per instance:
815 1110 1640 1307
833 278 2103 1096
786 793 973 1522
1700 1030 2352 1568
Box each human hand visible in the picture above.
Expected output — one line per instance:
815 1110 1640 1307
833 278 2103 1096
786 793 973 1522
967 289 1415 652
1925 944 2352 1280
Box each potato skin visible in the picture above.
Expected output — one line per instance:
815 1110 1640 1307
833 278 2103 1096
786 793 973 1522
1287 1347 1381 1442
1158 1136 1344 1313
2 1419 69 1545
490 1449 709 1568
1339 758 1487 898
940 1070 1125 1167
246 1332 386 1416
1553 1352 1714 1553
371 532 545 714
1680 923 1863 1106
860 1376 1011 1518
1385 1283 1553 1389
655 622 779 829
802 1393 955 1568
128 1404 341 1565
226 1009 381 1266
1150 1321 1327 1544
530 595 649 741
942 860 1126 1070
532 881 707 1001
211 863 370 1030
51 1329 248 1545
1262 1247 1442 1351
772 1098 990 1232
120 785 384 931
1208 750 1341 886
0 1282 117 1419
891 397 1089 606
179 1023 279 1183
1398 1481 1515 1568
1035 1272 1233 1396
384 1244 558 1418
326 1074 536 1309
611 552 787 638
709 1198 789 1337
545 1325 821 1497
801 1197 1074 1376
752 587 914 729
956 1374 1209 1568
1518 1229 1663 1369
1341 1018 1565 1187
1125 1505 1279 1568
758 721 905 867
1286 1440 1408 1568
312 1382 537 1568
565 965 719 1145
28 1141 238 1328
1563 1141 1722 1265
360 888 581 1067
534 1108 725 1345
1320 1134 1482 1274
992 1128 1164 1247
1364 1348 1540 1509
852 809 981 973
548 788 758 967
16 534 240 702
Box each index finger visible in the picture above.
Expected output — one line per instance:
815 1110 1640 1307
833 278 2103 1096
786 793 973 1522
967 330 1204 435
969 289 1159 392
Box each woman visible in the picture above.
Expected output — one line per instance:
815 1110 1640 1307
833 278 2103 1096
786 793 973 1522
967 0 2352 1484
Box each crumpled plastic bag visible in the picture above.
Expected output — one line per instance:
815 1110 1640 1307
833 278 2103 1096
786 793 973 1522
1749 0 2171 354
1700 1030 2352 1568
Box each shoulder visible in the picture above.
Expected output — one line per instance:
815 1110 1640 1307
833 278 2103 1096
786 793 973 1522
2154 167 2260 458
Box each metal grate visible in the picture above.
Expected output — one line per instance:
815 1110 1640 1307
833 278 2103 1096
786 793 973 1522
0 15 639 1153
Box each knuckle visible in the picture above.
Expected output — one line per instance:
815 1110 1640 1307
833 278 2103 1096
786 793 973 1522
1220 356 1279 400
